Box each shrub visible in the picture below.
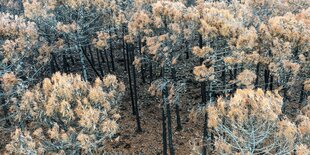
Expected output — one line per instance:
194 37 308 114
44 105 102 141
5 72 125 154
206 88 304 154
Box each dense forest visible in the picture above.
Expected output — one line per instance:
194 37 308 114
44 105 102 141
0 0 309 154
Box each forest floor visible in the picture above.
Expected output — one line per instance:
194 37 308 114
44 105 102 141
104 80 204 155
103 55 206 154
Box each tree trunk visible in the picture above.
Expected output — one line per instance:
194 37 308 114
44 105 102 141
175 104 182 131
62 54 69 73
172 67 182 131
185 40 189 59
52 53 60 71
149 63 153 83
77 46 88 80
104 49 111 73
88 45 95 65
299 84 304 104
122 26 127 71
97 49 104 77
50 56 56 74
166 102 175 155
199 34 207 104
221 65 226 95
255 63 260 88
162 104 168 155
202 111 209 155
109 28 115 71
130 43 142 132
126 44 136 115
264 68 270 91
81 46 101 78
269 75 273 90
138 35 146 83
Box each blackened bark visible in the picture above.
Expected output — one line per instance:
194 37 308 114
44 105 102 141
175 104 182 131
81 46 102 78
99 50 105 63
199 33 208 155
166 102 175 155
229 64 238 94
109 28 115 71
282 87 288 113
299 84 304 104
50 57 56 74
70 55 75 65
255 63 260 88
97 49 104 77
185 40 189 59
130 44 142 132
172 67 182 130
269 75 273 90
138 35 146 83
0 85 10 126
88 45 95 65
209 85 215 151
162 84 174 155
199 34 207 104
126 44 136 115
201 82 207 103
110 44 115 71
62 54 69 73
264 68 270 91
52 53 60 71
104 49 111 73
202 112 209 155
149 63 153 83
122 26 127 71
162 105 168 155
221 65 226 95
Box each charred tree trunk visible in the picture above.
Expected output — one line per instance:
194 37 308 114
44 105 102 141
76 46 88 80
299 84 304 104
264 68 270 91
282 75 290 113
122 26 127 71
162 104 168 155
51 53 60 71
232 64 238 93
166 101 175 155
81 46 102 78
255 63 260 88
126 44 136 115
161 65 170 155
138 35 146 83
104 49 111 73
185 40 189 59
97 49 104 77
209 84 215 150
162 80 174 155
69 51 75 65
109 28 115 71
88 45 95 66
0 86 11 126
202 111 209 155
199 34 209 155
269 75 273 90
62 53 69 73
149 63 153 83
172 67 182 131
130 44 142 132
199 34 207 104
221 65 226 95
50 56 56 74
